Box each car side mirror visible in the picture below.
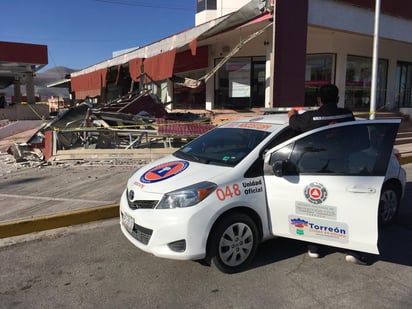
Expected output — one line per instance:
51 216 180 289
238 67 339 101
272 160 286 177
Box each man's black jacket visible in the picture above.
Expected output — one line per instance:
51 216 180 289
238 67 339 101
289 104 355 132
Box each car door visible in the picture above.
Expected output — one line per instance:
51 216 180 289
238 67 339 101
263 119 400 254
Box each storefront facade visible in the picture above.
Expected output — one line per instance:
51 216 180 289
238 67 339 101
306 0 412 117
71 0 412 116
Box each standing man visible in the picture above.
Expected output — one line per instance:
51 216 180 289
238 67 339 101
288 84 354 132
288 84 367 265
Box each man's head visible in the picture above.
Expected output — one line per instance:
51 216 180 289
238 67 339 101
317 84 339 105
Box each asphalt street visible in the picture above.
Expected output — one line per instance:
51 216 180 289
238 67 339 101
0 216 411 308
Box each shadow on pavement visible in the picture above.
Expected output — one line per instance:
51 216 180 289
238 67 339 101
376 181 412 266
0 177 44 187
253 237 307 267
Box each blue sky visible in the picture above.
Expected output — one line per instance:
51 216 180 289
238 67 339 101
2 0 195 71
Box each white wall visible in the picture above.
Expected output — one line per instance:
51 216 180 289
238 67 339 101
218 0 250 16
309 0 412 44
196 0 251 25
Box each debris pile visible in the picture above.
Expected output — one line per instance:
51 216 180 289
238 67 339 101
4 92 217 164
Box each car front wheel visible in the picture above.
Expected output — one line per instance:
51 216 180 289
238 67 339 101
379 183 400 226
207 213 258 274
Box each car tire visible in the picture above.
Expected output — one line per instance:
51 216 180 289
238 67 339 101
207 213 258 274
379 183 400 226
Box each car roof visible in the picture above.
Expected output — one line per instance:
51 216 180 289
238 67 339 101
224 114 290 125
218 112 403 138
217 114 290 134
223 112 400 126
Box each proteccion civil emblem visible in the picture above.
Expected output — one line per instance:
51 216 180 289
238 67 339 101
304 182 327 204
140 160 189 184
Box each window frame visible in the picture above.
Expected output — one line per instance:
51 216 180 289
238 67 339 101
268 122 398 177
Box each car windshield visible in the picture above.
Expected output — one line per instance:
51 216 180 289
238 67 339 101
174 127 270 167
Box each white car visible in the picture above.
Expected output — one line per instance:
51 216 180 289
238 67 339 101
119 114 407 273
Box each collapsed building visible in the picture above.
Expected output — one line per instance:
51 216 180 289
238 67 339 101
7 93 217 163
7 0 272 163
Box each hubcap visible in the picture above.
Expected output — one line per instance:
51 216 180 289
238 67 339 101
380 189 398 223
218 222 254 267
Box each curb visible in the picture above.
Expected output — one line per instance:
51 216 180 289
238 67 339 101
0 204 119 239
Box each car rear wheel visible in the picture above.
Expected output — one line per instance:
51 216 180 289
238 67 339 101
379 183 400 226
207 213 258 274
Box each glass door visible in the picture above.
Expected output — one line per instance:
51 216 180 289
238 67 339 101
395 61 412 108
251 60 266 108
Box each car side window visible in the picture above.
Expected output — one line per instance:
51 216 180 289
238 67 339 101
291 127 350 174
264 126 300 151
249 127 300 177
269 123 398 176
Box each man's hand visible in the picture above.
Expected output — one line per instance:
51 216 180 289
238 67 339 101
288 109 297 118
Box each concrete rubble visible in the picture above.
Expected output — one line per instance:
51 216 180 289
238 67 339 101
2 93 217 164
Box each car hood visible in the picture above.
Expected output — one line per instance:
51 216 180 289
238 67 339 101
127 154 230 194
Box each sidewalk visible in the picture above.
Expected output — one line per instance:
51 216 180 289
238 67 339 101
0 119 411 239
0 162 135 239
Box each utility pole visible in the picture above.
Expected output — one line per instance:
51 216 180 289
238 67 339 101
370 0 381 120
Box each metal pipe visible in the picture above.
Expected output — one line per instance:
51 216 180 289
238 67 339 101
370 0 381 120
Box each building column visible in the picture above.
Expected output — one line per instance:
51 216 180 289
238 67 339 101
13 78 22 104
335 53 348 108
165 80 173 111
25 70 35 104
205 51 214 110
272 0 308 107
265 39 273 108
385 58 398 110
205 78 213 110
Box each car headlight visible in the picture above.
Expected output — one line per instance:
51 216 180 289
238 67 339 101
157 181 217 209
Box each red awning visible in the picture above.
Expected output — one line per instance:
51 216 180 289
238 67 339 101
189 39 197 56
129 58 143 82
71 68 107 99
129 49 176 82
129 46 208 82
174 45 208 74
143 49 176 82
101 69 108 88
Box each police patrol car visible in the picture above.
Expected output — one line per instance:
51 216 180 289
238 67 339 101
120 113 407 273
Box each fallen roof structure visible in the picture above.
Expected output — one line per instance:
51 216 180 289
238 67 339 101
5 1 275 163
6 92 216 163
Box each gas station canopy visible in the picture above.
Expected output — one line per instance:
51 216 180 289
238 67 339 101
0 41 48 89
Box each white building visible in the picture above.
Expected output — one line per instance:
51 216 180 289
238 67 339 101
71 0 412 117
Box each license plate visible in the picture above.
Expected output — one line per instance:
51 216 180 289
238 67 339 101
122 212 134 232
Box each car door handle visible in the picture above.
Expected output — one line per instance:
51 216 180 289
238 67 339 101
346 186 376 194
